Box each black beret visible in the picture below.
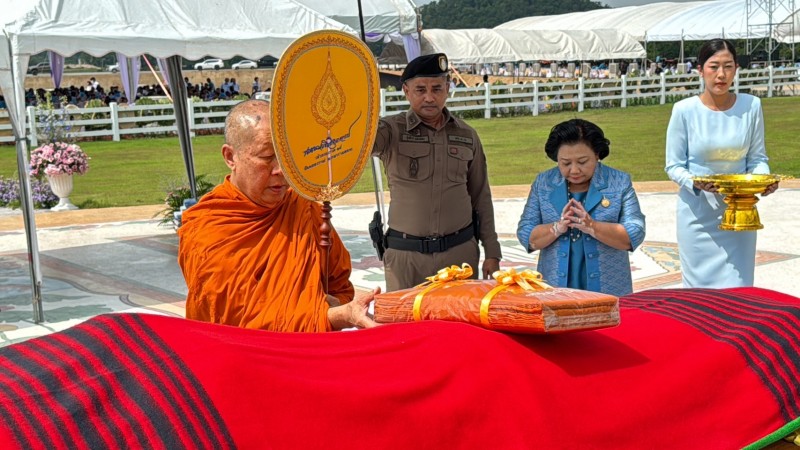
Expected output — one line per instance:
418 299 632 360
401 53 449 83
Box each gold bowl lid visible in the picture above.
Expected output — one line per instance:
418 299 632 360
692 173 791 195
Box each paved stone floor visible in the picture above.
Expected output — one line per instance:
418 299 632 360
2 183 799 347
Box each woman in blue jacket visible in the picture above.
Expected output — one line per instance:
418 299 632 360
517 119 646 296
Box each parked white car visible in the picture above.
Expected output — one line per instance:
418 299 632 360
232 59 257 70
106 63 119 73
194 58 224 70
26 62 51 75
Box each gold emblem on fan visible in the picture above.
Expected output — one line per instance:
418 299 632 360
270 30 380 203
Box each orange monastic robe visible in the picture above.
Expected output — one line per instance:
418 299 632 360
177 177 354 332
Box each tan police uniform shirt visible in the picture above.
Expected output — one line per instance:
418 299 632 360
372 107 502 261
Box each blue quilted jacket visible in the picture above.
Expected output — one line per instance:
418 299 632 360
516 163 646 296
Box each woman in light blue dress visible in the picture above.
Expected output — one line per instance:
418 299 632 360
517 119 646 296
665 38 780 288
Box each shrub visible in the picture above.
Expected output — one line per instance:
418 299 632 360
155 174 217 227
0 176 20 207
35 92 72 144
82 99 108 131
0 176 59 209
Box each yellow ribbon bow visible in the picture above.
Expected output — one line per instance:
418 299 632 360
425 263 474 283
480 268 551 328
491 268 552 291
413 263 474 321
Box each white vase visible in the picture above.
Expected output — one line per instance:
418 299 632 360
47 174 79 211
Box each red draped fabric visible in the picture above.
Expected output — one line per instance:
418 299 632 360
1 287 798 449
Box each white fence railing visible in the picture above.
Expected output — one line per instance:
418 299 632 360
1 67 798 145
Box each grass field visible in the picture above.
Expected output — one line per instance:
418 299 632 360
1 96 799 208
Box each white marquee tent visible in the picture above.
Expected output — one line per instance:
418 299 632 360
1 0 418 321
645 0 799 42
293 0 419 36
498 1 707 42
497 0 799 44
419 28 646 63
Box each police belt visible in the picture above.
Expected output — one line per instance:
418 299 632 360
385 225 474 254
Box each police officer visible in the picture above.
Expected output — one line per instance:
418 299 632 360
373 53 501 291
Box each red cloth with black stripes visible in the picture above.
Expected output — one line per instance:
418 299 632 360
1 287 799 449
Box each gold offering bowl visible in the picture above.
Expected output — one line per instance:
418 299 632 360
693 174 788 231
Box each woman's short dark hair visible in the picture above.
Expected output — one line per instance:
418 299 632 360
698 38 737 68
544 118 610 162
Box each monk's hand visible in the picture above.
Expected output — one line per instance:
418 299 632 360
482 258 500 279
328 287 380 330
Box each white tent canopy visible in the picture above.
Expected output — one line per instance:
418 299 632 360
293 0 419 36
419 28 646 64
3 0 356 62
497 2 707 42
497 0 799 44
646 0 799 42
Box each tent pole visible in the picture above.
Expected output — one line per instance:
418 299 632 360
15 137 44 323
165 56 197 199
6 38 44 323
357 0 366 42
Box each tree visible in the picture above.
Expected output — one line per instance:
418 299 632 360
420 0 606 30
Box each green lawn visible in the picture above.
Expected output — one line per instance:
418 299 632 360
2 96 799 208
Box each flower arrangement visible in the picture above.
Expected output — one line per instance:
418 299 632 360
29 141 90 177
28 91 89 179
0 176 59 209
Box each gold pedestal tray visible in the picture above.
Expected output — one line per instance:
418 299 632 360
693 174 788 231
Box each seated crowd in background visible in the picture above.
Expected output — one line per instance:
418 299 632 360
21 75 256 108
457 57 724 80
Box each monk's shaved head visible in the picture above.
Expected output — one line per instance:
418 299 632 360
224 99 271 152
221 98 286 209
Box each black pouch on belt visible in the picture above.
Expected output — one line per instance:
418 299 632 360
368 210 386 261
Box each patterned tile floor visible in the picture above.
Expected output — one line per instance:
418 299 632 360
2 218 797 348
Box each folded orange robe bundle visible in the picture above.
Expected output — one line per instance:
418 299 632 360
374 265 619 334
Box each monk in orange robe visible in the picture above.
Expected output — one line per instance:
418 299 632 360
178 99 377 332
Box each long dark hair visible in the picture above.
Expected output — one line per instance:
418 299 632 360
698 39 737 68
544 118 610 162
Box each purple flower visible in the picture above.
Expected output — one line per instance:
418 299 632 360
0 176 58 209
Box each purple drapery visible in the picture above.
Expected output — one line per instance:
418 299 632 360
402 34 420 63
365 32 382 42
116 53 141 105
157 58 172 93
364 33 420 64
48 52 64 89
